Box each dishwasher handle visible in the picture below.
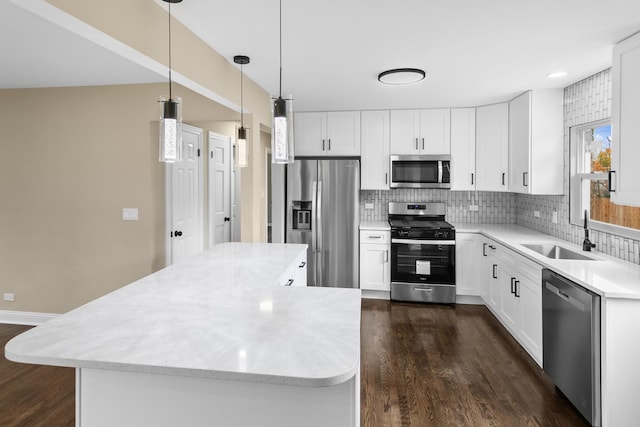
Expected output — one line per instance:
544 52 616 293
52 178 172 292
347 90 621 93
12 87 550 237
544 282 586 311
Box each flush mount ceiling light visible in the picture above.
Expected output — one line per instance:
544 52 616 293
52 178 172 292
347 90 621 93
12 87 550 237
158 0 183 163
378 68 426 85
234 55 250 168
547 71 568 79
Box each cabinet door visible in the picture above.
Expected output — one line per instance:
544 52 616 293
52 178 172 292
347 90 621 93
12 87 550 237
450 108 476 191
359 243 390 291
518 274 542 364
478 241 491 304
499 264 519 333
487 252 500 311
455 233 481 296
612 32 640 207
390 110 420 154
326 111 361 156
509 91 531 194
476 103 509 192
294 112 327 156
293 251 308 287
420 109 451 154
361 111 390 190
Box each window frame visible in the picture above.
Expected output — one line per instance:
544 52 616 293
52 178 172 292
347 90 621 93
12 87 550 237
569 119 640 240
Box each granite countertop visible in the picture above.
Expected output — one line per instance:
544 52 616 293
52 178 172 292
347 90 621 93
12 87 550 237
5 243 361 387
455 223 640 300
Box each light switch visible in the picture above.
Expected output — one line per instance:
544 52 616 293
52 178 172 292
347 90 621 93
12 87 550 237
123 208 139 221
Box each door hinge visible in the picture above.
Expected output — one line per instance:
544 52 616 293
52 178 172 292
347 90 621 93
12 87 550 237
197 148 201 157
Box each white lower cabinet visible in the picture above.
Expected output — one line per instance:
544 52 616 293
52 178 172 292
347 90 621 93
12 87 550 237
455 233 482 296
359 230 390 292
478 236 543 366
279 249 308 287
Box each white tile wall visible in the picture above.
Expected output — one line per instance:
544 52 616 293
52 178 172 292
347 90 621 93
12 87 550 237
515 68 640 264
360 189 516 223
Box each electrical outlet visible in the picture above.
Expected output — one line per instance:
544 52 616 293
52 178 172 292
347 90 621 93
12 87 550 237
123 208 139 221
534 211 541 218
469 205 479 211
3 293 15 302
364 203 374 210
552 211 558 224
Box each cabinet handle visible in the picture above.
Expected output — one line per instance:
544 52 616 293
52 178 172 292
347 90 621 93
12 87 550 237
608 171 616 192
510 277 516 294
328 139 331 151
385 172 388 185
384 250 389 263
502 172 506 186
285 279 294 286
421 138 425 150
483 243 487 257
523 172 528 187
298 262 306 268
322 139 325 151
471 173 474 185
515 280 520 298
415 138 419 150
368 235 383 239
488 245 496 250
492 264 498 279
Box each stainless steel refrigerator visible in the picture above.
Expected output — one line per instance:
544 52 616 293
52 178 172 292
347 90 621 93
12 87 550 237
286 159 359 288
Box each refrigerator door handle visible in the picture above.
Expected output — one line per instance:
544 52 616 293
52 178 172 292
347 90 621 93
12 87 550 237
316 180 323 287
311 181 317 255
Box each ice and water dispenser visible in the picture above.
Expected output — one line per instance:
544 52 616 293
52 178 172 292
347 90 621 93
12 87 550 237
291 201 312 230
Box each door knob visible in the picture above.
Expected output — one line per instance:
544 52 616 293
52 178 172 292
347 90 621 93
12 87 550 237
224 217 230 222
174 230 183 237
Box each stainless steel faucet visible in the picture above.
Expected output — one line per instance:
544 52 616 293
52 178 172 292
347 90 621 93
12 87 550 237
583 210 596 252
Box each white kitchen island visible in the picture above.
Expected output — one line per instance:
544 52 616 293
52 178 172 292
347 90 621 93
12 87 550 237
5 243 361 427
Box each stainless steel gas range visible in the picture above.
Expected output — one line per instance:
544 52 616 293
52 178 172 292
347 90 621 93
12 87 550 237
388 202 456 304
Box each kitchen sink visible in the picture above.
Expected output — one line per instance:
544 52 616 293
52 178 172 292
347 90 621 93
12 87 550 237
521 244 596 261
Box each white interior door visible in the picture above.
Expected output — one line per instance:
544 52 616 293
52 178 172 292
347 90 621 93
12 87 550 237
209 132 231 246
166 124 204 265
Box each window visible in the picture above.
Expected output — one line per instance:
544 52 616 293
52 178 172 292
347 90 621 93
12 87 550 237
570 120 640 238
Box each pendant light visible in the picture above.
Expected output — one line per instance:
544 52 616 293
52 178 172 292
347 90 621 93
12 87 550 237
234 55 250 168
271 0 294 164
158 0 183 163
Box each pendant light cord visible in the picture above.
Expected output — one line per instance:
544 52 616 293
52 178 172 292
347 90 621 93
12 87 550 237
168 1 173 100
279 0 282 98
240 63 244 128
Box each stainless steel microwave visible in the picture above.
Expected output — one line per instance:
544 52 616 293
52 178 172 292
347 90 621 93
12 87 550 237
389 155 451 189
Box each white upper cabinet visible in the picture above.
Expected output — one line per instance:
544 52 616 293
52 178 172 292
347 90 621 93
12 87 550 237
509 90 563 195
450 108 476 191
390 109 451 155
294 111 361 157
476 103 509 192
612 32 640 207
361 110 390 190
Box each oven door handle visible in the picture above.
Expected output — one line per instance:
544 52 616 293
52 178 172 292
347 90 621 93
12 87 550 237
391 239 455 245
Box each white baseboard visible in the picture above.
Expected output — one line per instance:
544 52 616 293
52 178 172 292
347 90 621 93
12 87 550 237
456 295 484 305
361 290 391 300
0 310 59 326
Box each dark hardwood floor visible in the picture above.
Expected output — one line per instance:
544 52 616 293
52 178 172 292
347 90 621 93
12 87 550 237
1 302 589 426
361 299 590 426
0 324 74 427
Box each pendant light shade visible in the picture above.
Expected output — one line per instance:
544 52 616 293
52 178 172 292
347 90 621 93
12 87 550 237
159 0 183 163
159 96 182 162
272 96 294 164
234 55 250 168
271 0 294 164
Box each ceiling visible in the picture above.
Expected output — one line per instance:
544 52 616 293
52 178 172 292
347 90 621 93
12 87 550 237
3 0 640 113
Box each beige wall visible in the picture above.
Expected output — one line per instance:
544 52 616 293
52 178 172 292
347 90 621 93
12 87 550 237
0 83 237 313
44 0 273 244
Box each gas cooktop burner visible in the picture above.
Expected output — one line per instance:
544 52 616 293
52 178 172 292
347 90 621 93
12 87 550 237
388 219 453 230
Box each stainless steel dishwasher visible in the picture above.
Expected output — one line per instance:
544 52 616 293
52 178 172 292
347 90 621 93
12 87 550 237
542 269 601 426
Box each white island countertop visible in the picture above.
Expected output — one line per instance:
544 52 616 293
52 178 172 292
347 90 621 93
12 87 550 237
455 223 640 300
5 243 362 387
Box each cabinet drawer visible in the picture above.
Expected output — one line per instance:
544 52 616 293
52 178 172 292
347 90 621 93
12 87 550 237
360 230 389 244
